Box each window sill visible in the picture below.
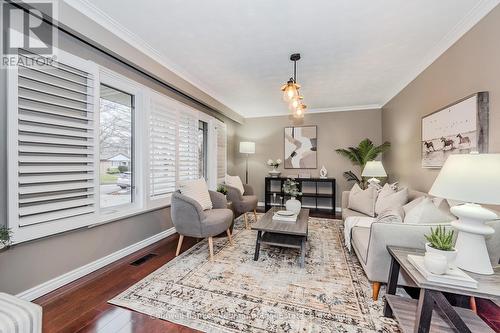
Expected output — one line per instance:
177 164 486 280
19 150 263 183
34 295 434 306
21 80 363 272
88 204 171 229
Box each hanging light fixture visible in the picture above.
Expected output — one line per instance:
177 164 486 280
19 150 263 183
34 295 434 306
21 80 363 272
281 53 307 117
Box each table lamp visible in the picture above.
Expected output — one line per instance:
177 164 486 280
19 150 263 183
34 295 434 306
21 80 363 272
429 153 500 275
239 142 255 184
361 161 387 184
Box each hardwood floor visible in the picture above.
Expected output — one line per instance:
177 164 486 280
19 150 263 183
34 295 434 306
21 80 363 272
34 211 500 333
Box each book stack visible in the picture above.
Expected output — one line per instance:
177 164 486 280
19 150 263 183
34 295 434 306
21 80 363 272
407 254 478 289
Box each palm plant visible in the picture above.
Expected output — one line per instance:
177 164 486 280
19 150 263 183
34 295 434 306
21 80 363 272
335 138 391 186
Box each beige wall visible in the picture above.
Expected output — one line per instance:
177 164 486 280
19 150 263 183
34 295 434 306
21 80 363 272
382 5 500 193
232 110 383 208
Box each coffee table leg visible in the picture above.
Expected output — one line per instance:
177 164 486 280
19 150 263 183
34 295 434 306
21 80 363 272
254 231 262 261
299 238 306 268
383 255 401 317
414 289 434 333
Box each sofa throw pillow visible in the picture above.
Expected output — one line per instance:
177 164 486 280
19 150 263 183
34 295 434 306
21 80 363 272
403 197 456 224
375 184 409 215
225 174 245 195
402 196 426 217
376 208 403 223
348 183 378 217
178 178 213 210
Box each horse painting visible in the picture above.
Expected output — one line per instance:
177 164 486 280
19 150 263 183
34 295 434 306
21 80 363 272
440 137 455 150
457 133 471 145
423 141 435 152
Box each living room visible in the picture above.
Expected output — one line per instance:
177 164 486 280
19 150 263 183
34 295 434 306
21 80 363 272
0 1 499 332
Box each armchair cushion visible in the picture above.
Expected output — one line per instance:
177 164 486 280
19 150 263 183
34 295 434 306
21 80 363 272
225 174 244 195
178 178 212 210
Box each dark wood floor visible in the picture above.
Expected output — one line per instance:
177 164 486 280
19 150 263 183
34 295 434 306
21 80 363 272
34 210 500 333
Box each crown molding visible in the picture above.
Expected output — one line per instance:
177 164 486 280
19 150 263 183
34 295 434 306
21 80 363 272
243 104 382 118
382 0 500 106
63 0 235 115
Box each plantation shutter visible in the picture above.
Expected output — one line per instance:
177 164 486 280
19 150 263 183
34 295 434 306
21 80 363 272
149 93 177 197
177 107 199 181
215 121 227 182
14 50 96 227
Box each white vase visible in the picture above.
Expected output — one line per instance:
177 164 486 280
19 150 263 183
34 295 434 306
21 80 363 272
268 167 281 178
425 243 458 268
285 197 301 214
424 252 448 275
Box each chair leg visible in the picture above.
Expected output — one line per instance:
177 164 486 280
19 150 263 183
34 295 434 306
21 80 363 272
253 209 258 222
226 229 233 245
175 235 184 256
244 213 249 229
208 237 214 262
372 282 381 301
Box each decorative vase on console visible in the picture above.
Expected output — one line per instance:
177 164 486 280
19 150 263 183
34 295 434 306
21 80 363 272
283 178 302 214
267 159 282 177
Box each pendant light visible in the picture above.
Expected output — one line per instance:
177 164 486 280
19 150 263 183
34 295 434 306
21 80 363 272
281 53 307 117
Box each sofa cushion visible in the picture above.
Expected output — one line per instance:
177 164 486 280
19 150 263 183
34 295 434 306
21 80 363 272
376 208 403 223
225 174 245 195
404 197 456 224
178 178 213 210
352 227 370 263
342 207 369 220
375 184 409 215
348 184 378 217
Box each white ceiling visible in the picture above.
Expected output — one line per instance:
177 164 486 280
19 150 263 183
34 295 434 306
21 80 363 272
67 0 499 118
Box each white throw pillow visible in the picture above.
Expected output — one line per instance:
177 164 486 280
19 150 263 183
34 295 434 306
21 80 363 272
403 197 456 224
376 208 403 223
178 178 213 210
402 196 426 216
348 183 378 217
225 174 245 195
375 184 409 215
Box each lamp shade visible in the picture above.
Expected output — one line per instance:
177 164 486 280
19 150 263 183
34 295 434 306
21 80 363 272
239 142 255 154
429 153 500 205
361 161 387 178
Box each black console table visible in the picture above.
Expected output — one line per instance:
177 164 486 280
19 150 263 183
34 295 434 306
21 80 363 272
264 177 336 213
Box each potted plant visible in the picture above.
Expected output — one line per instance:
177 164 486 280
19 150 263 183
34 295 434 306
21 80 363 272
335 138 391 188
216 184 228 197
424 226 457 269
267 159 282 177
283 178 302 214
0 226 12 251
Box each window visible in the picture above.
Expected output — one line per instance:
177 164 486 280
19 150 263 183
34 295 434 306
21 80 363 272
99 84 134 208
177 108 199 181
198 120 208 179
215 121 227 183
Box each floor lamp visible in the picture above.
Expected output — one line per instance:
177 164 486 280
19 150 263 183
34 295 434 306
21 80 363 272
239 142 255 184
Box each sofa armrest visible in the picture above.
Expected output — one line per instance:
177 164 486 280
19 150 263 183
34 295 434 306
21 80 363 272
363 222 452 283
243 184 254 195
342 191 350 211
209 190 227 209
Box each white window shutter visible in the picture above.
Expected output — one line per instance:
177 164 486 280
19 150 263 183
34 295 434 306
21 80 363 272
215 121 227 183
149 93 177 198
12 50 97 229
177 107 199 182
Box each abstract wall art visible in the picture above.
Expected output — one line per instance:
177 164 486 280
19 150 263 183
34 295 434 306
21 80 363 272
421 92 489 168
284 126 317 169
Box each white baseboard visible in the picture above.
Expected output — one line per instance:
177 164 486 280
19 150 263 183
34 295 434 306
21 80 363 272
16 227 176 301
258 201 341 213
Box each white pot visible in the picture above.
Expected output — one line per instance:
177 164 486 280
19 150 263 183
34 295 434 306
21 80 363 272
425 243 458 268
268 168 281 178
424 252 448 275
285 197 301 214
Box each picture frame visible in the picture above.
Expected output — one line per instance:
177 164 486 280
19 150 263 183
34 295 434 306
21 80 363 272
284 125 317 169
421 92 489 168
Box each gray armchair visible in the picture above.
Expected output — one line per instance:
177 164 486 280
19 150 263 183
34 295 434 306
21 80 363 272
171 190 234 261
225 184 258 229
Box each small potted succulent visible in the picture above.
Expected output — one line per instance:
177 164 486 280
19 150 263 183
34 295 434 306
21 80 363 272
424 226 457 273
267 159 282 177
216 184 228 197
283 178 302 214
0 226 12 251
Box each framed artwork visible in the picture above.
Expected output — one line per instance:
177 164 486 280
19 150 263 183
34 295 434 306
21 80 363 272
284 126 317 169
421 92 489 168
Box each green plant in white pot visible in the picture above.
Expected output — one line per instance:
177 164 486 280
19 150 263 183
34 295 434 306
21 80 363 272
424 226 457 270
0 226 12 250
283 178 302 214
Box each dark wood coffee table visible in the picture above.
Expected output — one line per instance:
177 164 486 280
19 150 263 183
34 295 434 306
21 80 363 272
252 208 309 268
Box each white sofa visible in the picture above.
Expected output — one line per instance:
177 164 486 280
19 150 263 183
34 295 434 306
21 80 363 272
342 189 500 301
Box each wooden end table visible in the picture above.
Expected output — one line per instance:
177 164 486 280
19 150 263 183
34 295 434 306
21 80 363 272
383 246 499 333
251 208 309 268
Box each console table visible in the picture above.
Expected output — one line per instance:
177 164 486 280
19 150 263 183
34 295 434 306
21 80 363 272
264 177 336 213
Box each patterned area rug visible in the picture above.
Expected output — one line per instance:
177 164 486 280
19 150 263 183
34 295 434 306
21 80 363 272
109 214 402 332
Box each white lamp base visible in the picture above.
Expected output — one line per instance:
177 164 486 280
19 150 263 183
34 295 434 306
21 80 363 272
450 203 497 275
367 178 381 184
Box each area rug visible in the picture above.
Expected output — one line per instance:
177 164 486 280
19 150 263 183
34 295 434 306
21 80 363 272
109 214 402 332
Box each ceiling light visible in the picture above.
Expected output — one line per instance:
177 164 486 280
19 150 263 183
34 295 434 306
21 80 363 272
281 53 307 117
